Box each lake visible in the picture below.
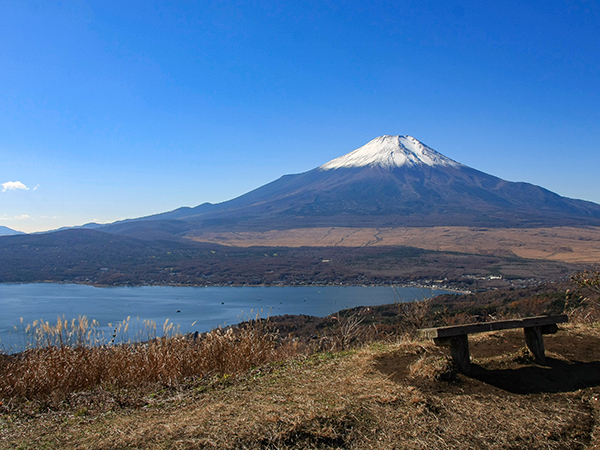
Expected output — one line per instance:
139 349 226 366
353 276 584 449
0 283 453 351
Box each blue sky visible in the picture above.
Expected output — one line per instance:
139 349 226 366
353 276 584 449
1 1 599 233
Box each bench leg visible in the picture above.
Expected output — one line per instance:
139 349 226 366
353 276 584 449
435 334 470 374
524 326 546 364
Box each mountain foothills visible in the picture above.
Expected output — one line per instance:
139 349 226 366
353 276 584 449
2 135 600 286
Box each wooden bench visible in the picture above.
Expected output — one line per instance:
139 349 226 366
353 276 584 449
418 315 568 374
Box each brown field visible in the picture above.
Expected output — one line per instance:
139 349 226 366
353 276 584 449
187 226 600 264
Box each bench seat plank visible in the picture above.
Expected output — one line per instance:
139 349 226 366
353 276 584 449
418 315 568 339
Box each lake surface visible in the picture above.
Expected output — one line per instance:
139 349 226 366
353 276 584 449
0 283 452 351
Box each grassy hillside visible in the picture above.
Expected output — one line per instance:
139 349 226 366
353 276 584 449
1 280 599 449
2 325 599 449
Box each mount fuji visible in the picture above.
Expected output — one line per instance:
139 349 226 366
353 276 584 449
101 135 600 239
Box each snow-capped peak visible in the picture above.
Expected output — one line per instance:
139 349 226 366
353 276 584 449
319 135 462 170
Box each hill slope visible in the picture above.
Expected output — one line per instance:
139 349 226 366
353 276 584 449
3 324 599 449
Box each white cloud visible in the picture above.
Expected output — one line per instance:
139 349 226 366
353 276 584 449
2 181 29 192
0 214 32 221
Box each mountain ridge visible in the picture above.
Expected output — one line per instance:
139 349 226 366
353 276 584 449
0 225 24 236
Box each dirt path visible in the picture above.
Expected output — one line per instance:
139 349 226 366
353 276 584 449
375 325 600 448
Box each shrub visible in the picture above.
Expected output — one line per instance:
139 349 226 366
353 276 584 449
568 271 600 323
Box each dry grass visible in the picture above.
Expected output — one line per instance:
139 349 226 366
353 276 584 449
186 226 600 263
1 303 600 449
2 333 598 449
568 271 600 324
0 316 305 404
409 354 457 381
0 300 428 405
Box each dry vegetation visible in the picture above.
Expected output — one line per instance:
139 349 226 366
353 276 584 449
1 275 600 449
187 226 600 264
0 317 305 403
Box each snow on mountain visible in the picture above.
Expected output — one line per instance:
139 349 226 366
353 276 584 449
319 135 462 170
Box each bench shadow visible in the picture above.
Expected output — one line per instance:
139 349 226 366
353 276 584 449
469 358 600 394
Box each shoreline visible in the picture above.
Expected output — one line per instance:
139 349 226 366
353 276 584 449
0 279 472 294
